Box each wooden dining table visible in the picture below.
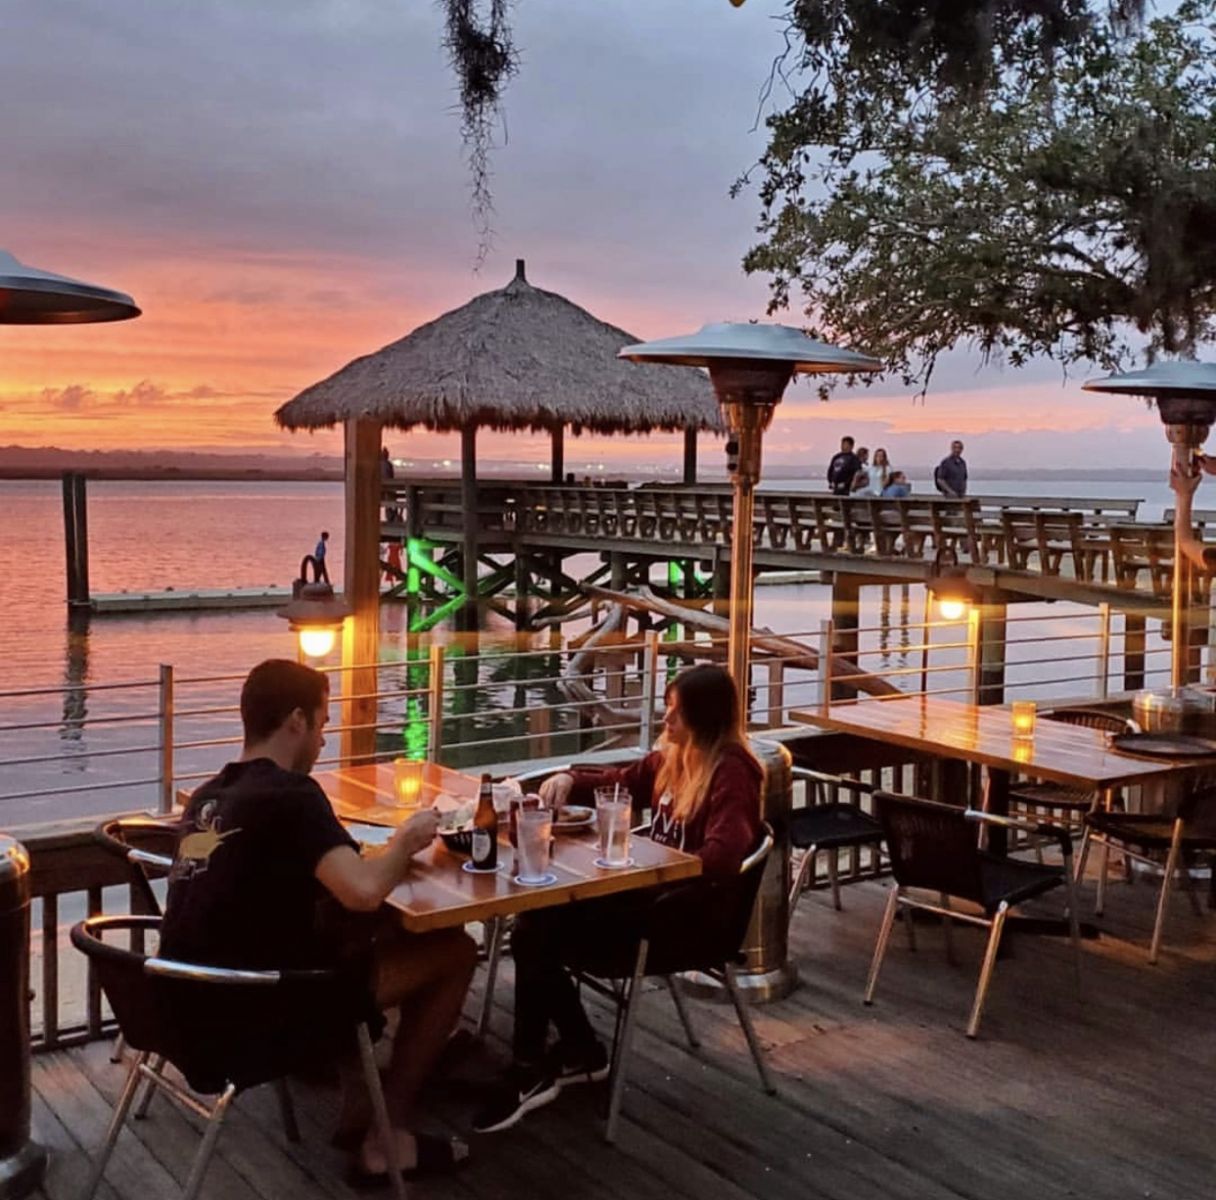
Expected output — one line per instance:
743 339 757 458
789 695 1216 855
313 761 702 933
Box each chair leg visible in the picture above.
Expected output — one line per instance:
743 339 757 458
1075 825 1093 884
82 1051 148 1200
1095 837 1111 917
903 894 918 952
109 1032 126 1064
787 845 817 936
180 1084 236 1200
1149 822 1184 965
827 852 842 912
605 939 649 1145
133 1054 166 1119
358 1023 406 1200
476 916 505 1039
664 976 700 1049
864 886 901 1005
939 893 956 965
966 904 1008 1039
723 962 776 1096
274 1078 300 1144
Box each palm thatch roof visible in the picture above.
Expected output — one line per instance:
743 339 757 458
275 261 723 435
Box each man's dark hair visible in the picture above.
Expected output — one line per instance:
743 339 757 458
320 530 329 540
240 659 329 744
841 436 854 449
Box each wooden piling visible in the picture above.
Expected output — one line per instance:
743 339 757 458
61 472 90 607
829 574 860 702
1124 612 1146 691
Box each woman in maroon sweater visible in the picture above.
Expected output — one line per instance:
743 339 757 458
473 664 762 1133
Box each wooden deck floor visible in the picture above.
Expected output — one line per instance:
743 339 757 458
29 870 1216 1200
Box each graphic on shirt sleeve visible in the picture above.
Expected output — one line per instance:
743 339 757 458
170 800 240 881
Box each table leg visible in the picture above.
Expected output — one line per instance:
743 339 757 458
984 768 1010 856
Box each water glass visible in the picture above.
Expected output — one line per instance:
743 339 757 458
594 787 632 867
393 758 424 808
516 808 553 883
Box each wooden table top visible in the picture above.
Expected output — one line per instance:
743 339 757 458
314 762 702 933
789 696 1214 790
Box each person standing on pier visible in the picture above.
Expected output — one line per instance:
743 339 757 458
315 530 331 583
827 436 861 496
381 447 400 523
934 440 968 497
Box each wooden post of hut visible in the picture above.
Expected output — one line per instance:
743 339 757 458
460 425 479 629
342 418 381 765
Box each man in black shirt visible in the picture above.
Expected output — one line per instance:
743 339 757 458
934 439 969 497
826 436 861 496
162 659 475 1182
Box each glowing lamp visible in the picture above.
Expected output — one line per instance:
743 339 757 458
277 575 350 661
393 758 425 807
1011 700 1037 741
925 547 978 622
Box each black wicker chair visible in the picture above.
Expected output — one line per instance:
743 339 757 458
71 914 404 1200
1008 709 1138 849
1077 785 1216 963
865 792 1081 1038
787 771 885 932
575 824 777 1143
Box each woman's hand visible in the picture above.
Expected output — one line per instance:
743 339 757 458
1171 458 1202 498
538 773 574 808
396 808 440 856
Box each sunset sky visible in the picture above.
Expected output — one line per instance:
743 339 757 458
0 0 1166 471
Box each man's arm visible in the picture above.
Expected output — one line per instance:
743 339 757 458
315 809 439 913
1170 459 1214 573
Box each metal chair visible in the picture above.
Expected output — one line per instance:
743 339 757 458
71 914 404 1200
787 770 885 933
1077 784 1216 963
865 792 1082 1038
93 816 182 1063
576 824 777 1143
1008 709 1138 849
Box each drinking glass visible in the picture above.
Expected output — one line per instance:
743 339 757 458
594 787 632 867
393 758 424 809
516 808 554 883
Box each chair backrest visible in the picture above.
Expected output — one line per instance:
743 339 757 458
70 915 364 1096
873 792 985 904
94 817 184 916
1047 708 1133 735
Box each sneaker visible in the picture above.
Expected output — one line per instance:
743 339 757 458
471 1064 559 1134
549 1040 611 1089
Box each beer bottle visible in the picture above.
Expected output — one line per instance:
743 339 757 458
471 773 498 870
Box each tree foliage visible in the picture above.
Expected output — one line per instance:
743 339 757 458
742 0 1216 387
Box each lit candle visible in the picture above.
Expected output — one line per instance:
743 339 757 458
1011 700 1037 741
393 758 424 807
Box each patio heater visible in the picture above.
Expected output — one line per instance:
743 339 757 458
621 323 880 1002
0 250 140 324
620 323 881 685
1083 362 1216 689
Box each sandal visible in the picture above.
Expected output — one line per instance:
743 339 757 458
347 1133 470 1186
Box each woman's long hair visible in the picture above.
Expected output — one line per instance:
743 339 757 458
654 664 759 822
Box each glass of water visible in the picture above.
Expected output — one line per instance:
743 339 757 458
594 787 632 867
516 808 554 883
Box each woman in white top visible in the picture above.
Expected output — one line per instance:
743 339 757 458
852 447 890 497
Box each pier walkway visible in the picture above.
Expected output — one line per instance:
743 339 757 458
387 482 1186 617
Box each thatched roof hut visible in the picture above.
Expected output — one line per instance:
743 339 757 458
275 260 722 449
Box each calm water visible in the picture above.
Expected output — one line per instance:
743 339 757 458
0 476 1173 823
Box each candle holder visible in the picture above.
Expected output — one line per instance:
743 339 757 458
393 758 425 808
1011 700 1037 742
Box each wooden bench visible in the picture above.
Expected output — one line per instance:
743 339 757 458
1109 523 1175 593
999 510 1095 580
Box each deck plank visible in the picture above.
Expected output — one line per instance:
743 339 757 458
30 871 1216 1200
